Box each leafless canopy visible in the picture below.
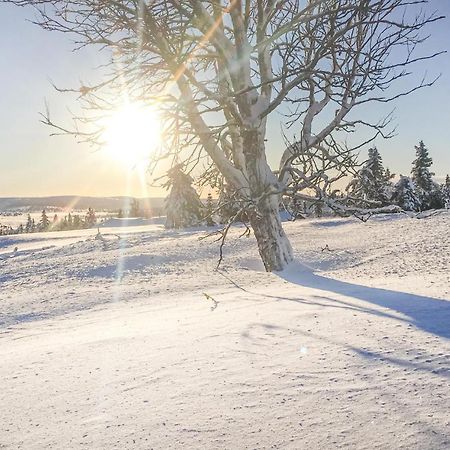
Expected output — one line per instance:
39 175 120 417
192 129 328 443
8 0 442 184
4 0 444 269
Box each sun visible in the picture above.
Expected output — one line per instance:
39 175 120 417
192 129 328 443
102 103 161 167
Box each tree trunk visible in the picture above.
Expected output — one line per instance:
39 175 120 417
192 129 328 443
242 128 294 272
248 194 294 272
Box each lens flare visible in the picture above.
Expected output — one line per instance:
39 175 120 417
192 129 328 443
102 103 161 167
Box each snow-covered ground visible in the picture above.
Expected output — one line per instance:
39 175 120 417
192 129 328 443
0 213 449 449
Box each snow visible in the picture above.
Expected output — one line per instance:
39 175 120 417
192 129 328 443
0 213 449 449
99 217 165 228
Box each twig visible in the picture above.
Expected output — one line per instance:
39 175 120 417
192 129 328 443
203 292 219 311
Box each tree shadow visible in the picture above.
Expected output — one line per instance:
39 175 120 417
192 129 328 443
241 322 450 379
276 262 450 340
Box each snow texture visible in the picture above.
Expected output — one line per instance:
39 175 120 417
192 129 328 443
0 213 449 449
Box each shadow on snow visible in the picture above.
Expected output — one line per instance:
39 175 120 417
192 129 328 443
277 262 450 340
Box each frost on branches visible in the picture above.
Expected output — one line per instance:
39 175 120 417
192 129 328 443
164 165 204 229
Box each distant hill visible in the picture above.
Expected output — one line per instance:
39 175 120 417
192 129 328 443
0 196 165 212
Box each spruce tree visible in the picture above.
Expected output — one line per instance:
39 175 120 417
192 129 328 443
347 147 393 205
442 175 450 208
61 217 68 230
204 193 216 226
39 209 50 231
391 175 420 211
164 165 205 229
73 215 82 229
25 214 33 233
411 140 434 210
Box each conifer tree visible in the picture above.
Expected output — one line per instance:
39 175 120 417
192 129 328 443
40 210 50 231
442 175 450 208
204 193 216 227
383 168 395 201
73 215 82 229
411 140 435 210
25 214 33 233
347 147 393 205
61 217 68 230
428 187 445 210
391 175 420 211
164 165 204 229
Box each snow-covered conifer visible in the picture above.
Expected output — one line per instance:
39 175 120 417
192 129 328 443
391 175 420 211
411 141 435 210
60 217 68 230
73 215 82 229
204 193 216 226
442 175 450 208
347 147 393 205
25 214 33 233
164 165 204 229
39 210 50 231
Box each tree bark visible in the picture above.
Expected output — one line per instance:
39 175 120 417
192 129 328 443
242 128 294 272
248 194 294 272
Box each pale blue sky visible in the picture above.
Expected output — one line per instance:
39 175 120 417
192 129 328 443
0 1 449 197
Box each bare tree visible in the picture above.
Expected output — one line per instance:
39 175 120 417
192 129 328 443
5 0 443 270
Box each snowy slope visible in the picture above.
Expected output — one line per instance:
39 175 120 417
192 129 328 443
0 213 449 449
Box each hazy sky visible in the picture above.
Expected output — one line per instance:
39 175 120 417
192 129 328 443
0 1 449 198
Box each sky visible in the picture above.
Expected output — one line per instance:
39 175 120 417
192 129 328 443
0 1 449 198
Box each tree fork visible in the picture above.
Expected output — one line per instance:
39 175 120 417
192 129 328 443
243 128 294 272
